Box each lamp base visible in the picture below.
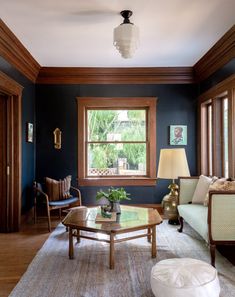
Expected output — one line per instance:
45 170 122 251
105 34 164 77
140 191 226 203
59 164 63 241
162 194 179 223
168 219 180 225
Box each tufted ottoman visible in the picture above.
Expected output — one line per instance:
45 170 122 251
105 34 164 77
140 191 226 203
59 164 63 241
151 258 220 297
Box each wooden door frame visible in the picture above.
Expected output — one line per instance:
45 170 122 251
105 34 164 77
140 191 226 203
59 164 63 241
0 70 23 232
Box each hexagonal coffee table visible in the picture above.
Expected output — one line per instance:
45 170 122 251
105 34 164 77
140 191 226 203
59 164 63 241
62 205 162 269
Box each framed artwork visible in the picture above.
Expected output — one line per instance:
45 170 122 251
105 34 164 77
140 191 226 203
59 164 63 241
170 125 187 145
26 122 33 143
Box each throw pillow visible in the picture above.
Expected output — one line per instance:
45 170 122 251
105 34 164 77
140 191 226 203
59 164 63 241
192 175 213 204
203 178 235 206
210 178 235 191
60 175 72 199
45 175 72 201
45 177 60 201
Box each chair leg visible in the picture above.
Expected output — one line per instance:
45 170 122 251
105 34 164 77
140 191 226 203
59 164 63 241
210 244 216 267
178 216 184 232
34 197 37 224
59 208 62 220
47 204 51 232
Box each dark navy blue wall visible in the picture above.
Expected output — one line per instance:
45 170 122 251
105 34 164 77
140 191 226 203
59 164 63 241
0 57 36 213
36 84 198 205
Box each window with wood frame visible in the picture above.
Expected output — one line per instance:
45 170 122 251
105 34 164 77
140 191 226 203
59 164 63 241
199 75 235 178
77 97 157 186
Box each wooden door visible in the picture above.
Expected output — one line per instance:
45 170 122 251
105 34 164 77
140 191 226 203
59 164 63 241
0 71 23 232
0 94 8 231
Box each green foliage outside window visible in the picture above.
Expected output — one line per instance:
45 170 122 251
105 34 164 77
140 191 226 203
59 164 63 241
88 109 146 171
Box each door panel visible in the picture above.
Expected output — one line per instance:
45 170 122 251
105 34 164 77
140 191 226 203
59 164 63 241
0 94 8 231
0 70 22 232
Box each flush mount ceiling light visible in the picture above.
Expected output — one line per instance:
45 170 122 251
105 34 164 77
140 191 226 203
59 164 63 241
113 10 139 59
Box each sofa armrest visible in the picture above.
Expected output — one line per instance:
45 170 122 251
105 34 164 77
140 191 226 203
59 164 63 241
178 177 199 205
208 191 235 242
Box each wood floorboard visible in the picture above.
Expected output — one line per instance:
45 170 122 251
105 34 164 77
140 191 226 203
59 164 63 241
0 217 60 297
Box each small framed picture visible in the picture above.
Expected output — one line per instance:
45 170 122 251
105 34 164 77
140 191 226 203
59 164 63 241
26 122 33 143
170 125 187 145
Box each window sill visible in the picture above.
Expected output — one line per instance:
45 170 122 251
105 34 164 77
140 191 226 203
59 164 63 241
78 177 157 187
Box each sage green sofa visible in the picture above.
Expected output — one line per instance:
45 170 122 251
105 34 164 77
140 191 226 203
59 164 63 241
177 177 235 267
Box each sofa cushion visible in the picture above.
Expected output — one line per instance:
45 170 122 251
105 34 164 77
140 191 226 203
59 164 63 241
203 178 233 206
210 179 235 191
178 204 208 242
192 175 212 204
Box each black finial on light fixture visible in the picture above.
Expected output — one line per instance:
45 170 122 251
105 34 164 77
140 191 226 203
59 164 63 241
120 10 133 24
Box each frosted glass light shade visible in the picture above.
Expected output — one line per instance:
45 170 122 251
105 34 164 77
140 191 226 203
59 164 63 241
157 148 190 179
113 23 139 59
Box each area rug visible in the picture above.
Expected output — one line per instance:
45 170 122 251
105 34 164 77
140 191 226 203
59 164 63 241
9 221 235 297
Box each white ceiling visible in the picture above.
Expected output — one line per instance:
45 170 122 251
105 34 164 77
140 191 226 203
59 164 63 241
1 0 234 67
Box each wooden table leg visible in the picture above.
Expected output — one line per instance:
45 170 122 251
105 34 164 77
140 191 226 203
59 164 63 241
151 225 156 258
109 233 115 269
147 227 151 243
76 229 80 243
69 227 74 259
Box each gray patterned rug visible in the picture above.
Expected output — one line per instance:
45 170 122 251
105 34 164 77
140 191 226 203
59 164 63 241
9 220 235 297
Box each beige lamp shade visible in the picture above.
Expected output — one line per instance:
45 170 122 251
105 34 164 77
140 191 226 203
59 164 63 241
157 148 190 179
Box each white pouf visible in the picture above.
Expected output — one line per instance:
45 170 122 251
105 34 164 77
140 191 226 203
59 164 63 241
151 258 220 297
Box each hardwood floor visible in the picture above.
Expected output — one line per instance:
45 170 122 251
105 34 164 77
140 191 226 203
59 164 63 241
0 217 60 297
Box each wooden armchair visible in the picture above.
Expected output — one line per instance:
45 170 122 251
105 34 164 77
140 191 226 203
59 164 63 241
33 180 82 232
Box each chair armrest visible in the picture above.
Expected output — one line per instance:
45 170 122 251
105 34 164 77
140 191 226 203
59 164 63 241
70 186 82 205
33 183 49 203
208 191 235 242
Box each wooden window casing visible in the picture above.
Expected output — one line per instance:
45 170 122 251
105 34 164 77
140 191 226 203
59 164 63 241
198 75 235 177
207 103 213 176
221 97 229 177
77 97 157 186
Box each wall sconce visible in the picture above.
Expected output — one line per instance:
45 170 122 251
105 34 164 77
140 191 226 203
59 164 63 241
53 128 62 149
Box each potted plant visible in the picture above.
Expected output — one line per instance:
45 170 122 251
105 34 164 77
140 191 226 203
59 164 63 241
96 187 131 214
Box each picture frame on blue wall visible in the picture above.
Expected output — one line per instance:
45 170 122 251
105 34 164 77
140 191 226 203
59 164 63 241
26 122 33 143
170 125 187 145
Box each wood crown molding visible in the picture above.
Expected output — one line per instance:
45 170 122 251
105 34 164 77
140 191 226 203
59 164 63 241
198 74 235 103
0 70 23 95
0 19 40 83
194 25 235 82
36 67 194 84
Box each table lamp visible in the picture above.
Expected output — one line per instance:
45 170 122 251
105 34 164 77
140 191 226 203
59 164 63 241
157 148 190 224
